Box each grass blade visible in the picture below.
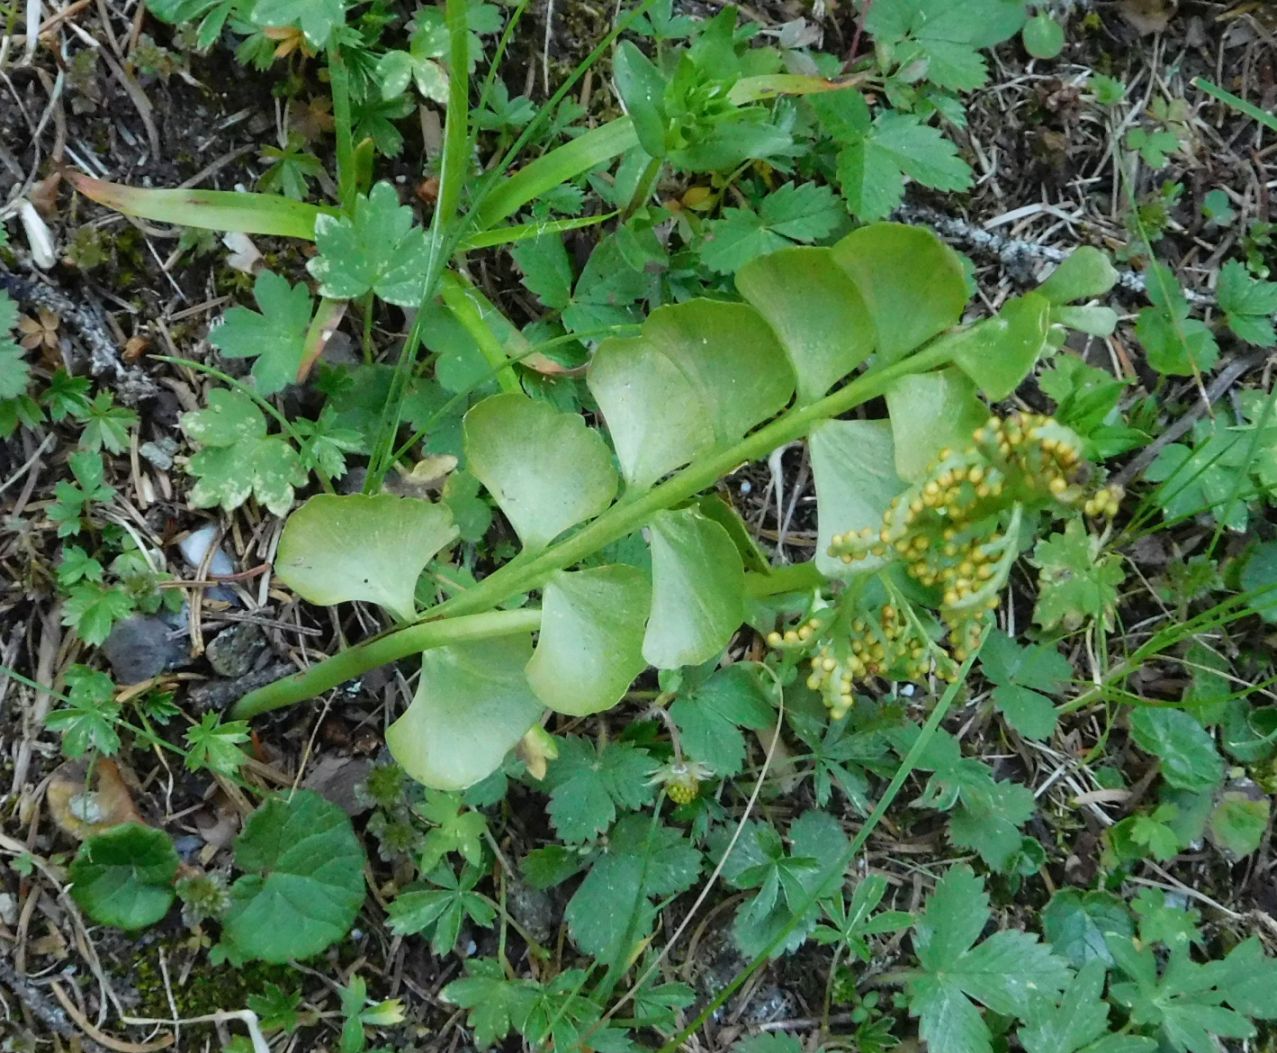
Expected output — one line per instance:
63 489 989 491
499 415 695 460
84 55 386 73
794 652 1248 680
66 171 333 239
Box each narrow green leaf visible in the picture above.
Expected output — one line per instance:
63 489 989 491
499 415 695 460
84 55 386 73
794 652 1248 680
831 223 968 365
464 393 618 551
588 300 794 488
526 566 651 715
736 246 873 403
67 171 331 239
643 508 745 669
613 41 667 157
275 494 458 621
387 635 543 790
809 419 902 578
473 118 638 231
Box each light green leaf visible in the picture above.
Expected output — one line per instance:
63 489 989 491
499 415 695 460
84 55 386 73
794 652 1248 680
1032 519 1125 631
511 233 573 311
252 0 345 47
70 824 178 930
1018 961 1155 1053
1053 305 1119 337
909 865 1070 1053
1037 247 1119 305
642 508 745 669
1240 541 1277 622
885 368 985 482
945 293 1053 400
831 223 968 365
209 270 313 395
835 114 971 221
1136 263 1219 377
981 629 1071 741
223 790 366 962
1217 260 1277 347
809 419 903 578
613 41 667 157
1022 13 1065 59
588 300 794 489
1129 708 1224 793
275 494 458 621
308 182 429 306
544 737 655 842
180 389 307 516
736 246 873 403
1207 789 1269 857
526 566 651 716
464 394 618 551
387 635 543 790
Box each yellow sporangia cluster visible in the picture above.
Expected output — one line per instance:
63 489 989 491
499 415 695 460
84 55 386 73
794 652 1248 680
768 603 943 718
769 413 1121 717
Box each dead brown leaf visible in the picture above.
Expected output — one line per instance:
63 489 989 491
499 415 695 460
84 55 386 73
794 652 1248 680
46 758 145 841
1119 0 1177 34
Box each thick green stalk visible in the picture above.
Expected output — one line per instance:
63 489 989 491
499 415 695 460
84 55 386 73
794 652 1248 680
744 560 825 597
231 609 541 719
233 340 957 716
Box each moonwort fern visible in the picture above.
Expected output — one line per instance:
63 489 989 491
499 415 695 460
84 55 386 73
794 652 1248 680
229 225 1120 789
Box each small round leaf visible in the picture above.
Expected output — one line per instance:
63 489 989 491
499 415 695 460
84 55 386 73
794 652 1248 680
1023 13 1065 59
387 635 544 790
642 508 745 669
464 394 618 552
526 566 651 716
70 823 178 931
275 493 458 621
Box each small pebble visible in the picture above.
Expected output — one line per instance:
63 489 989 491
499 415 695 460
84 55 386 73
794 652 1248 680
139 438 177 470
178 524 234 576
102 615 187 684
205 622 266 678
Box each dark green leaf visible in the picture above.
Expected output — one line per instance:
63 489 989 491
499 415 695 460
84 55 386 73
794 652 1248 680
70 824 178 930
223 790 366 962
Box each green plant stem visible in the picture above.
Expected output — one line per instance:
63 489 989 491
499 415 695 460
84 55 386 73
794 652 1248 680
328 42 358 214
437 0 471 225
360 292 375 365
233 340 957 717
621 156 663 222
367 0 473 488
439 273 522 394
230 609 541 719
744 560 824 597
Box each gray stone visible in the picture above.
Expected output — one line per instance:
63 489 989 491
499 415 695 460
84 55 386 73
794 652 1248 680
205 622 266 678
101 615 187 683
